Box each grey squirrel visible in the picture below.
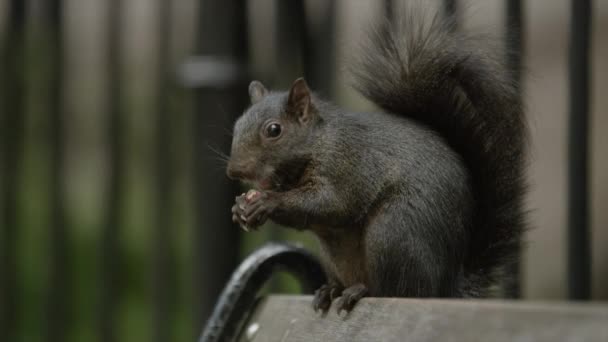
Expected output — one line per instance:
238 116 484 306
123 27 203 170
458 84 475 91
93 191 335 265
226 8 527 313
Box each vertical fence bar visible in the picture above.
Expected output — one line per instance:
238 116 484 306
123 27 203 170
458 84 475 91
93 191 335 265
46 0 70 340
275 2 306 99
192 0 248 334
100 0 125 341
0 1 26 341
568 0 592 300
505 0 524 299
303 0 336 98
153 0 174 341
275 0 336 110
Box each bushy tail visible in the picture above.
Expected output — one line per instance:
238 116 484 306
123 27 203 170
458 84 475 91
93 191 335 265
350 9 528 296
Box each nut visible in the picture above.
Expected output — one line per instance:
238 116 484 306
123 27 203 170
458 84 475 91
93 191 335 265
246 189 261 202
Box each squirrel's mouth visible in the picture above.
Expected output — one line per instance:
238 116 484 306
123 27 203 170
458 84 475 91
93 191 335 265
254 177 274 191
226 160 279 191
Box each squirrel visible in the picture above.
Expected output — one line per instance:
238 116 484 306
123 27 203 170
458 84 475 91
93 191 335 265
226 7 527 313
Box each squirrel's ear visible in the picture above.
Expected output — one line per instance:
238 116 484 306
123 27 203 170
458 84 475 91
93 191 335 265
249 80 268 104
287 77 312 123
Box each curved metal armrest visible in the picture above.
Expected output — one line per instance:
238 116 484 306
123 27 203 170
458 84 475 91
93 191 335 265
199 242 326 342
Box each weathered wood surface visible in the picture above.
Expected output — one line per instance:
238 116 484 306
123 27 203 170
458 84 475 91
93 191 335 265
239 295 608 342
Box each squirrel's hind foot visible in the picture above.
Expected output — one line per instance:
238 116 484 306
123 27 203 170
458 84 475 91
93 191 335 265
335 283 368 314
312 283 344 312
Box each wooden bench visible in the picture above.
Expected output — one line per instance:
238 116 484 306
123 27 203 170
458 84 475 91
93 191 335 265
240 295 608 342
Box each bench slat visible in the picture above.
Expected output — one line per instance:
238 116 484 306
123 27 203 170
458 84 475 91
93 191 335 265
239 295 608 342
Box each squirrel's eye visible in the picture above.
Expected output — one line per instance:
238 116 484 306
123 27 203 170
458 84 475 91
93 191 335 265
265 122 282 138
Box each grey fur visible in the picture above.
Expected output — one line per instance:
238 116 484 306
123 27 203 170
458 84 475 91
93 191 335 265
227 5 527 305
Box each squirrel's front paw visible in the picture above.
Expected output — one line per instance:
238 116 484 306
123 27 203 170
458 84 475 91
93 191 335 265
242 190 278 228
231 193 250 231
231 190 277 230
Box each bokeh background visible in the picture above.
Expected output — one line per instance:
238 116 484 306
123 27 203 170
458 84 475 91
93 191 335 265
0 0 606 341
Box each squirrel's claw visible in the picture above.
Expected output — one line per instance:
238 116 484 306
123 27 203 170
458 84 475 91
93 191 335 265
232 213 249 231
312 283 344 312
335 283 368 315
312 291 330 312
232 194 251 231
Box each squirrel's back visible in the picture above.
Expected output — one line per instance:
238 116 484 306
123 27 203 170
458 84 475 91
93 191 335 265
350 7 528 295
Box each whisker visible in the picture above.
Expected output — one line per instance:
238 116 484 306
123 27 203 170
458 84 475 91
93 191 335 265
201 154 229 168
203 123 234 138
206 143 230 163
215 104 236 138
223 127 234 137
205 155 229 165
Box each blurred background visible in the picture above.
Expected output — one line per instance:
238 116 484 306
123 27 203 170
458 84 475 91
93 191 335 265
0 0 606 341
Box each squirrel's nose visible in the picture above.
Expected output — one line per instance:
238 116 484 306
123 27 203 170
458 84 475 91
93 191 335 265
226 162 247 180
226 164 240 180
